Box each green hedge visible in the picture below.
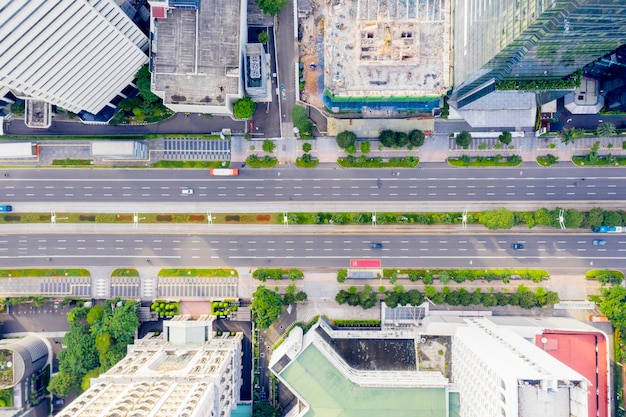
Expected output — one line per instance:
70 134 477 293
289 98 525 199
246 155 278 168
253 268 304 281
338 155 418 168
585 270 624 285
331 319 381 327
382 268 549 283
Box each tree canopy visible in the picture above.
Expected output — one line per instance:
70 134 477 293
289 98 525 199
251 286 283 329
597 122 616 138
598 286 626 328
255 0 288 16
378 130 396 147
479 208 515 230
233 97 256 119
455 131 472 148
135 65 160 104
48 300 139 398
408 130 425 147
498 131 512 145
336 131 357 149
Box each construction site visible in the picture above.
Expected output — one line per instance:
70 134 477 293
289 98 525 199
321 0 451 103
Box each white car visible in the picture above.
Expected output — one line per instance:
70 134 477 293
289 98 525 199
181 188 194 195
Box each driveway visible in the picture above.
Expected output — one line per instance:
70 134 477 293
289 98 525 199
0 301 71 334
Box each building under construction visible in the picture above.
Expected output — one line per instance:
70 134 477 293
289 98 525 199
323 0 450 113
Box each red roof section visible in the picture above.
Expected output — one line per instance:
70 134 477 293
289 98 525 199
536 330 608 417
152 7 166 18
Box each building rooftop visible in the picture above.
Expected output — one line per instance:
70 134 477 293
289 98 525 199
152 0 241 109
324 0 450 98
0 0 148 114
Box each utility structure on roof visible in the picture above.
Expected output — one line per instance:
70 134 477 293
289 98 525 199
0 0 149 126
148 0 247 116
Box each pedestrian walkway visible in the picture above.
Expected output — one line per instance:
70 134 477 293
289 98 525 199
161 137 231 160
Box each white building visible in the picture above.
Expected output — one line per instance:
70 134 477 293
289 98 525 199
148 0 247 115
452 319 588 417
56 315 243 417
0 0 149 116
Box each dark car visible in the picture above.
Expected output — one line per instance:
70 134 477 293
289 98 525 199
511 243 524 250
593 239 607 246
370 243 383 249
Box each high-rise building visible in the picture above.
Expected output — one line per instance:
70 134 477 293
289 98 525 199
450 0 626 110
0 0 149 121
56 315 243 417
452 319 588 417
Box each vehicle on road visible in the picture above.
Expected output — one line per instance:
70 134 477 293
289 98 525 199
370 243 383 249
0 205 12 212
350 259 382 268
593 239 607 246
181 188 194 195
511 243 524 250
210 168 239 176
592 226 624 233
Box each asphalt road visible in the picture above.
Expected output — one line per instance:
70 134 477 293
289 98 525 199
0 232 623 271
2 165 625 208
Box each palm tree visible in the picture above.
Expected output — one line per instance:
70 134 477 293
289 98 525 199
559 128 584 145
596 121 617 138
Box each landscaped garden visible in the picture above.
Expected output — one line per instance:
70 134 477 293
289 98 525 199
0 351 13 386
150 300 180 318
253 268 304 281
212 300 238 318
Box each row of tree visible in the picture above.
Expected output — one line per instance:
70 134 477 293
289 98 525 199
336 285 559 310
335 129 426 149
48 300 140 397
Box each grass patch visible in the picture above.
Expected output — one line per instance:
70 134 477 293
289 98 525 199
295 157 319 168
337 156 419 168
158 268 238 277
448 155 522 167
52 159 92 166
537 155 558 166
331 319 381 328
246 155 278 168
0 269 90 278
0 388 13 407
585 269 624 285
111 268 139 277
253 268 304 281
150 160 228 168
572 155 626 166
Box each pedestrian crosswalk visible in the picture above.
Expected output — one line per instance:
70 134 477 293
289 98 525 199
163 138 231 160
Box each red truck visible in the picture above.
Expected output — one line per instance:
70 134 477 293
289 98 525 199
210 168 239 176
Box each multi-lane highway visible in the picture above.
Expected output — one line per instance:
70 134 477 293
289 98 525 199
0 231 623 271
1 166 625 211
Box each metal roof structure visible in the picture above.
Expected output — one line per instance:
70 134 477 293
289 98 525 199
0 0 149 114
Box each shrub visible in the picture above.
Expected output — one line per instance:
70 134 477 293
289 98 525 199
262 139 276 153
498 131 512 145
360 141 371 154
302 142 312 152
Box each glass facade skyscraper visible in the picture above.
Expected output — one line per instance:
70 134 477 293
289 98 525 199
451 0 626 108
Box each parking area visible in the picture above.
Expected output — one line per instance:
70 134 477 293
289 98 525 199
157 276 238 299
0 277 91 298
0 301 71 333
162 138 231 160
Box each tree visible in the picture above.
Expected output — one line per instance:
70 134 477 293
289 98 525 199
498 131 512 145
584 207 604 228
534 208 554 227
233 97 256 119
107 301 140 345
563 209 583 229
258 31 270 44
598 286 626 328
408 130 425 147
255 0 288 16
251 286 283 329
135 65 160 104
360 141 371 154
302 142 312 153
336 131 357 149
378 130 396 147
455 131 472 148
262 139 276 153
48 371 75 398
559 127 583 145
604 210 622 227
253 401 282 417
295 291 308 302
86 305 103 325
479 208 515 230
395 132 409 147
283 284 296 306
597 121 616 138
